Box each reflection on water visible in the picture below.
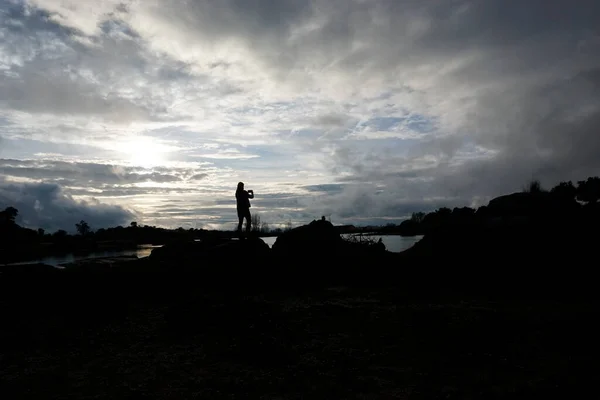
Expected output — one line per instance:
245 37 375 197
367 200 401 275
5 245 162 267
259 236 277 248
260 234 423 253
351 234 423 253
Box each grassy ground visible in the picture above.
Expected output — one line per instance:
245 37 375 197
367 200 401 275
1 281 595 399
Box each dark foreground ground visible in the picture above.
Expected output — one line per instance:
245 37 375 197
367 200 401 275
1 261 596 399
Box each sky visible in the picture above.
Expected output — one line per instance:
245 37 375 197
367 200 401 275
1 0 600 233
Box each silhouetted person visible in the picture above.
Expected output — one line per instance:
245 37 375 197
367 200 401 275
236 182 254 237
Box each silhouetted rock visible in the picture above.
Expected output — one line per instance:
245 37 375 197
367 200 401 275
150 237 271 267
395 219 419 235
272 218 390 263
400 189 599 279
487 191 579 219
147 219 390 277
487 192 536 216
272 218 342 254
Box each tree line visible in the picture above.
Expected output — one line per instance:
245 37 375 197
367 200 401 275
378 176 600 236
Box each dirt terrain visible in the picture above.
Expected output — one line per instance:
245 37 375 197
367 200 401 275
1 281 594 399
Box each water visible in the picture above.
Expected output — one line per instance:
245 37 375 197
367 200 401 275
3 245 162 267
5 235 422 267
260 236 278 247
347 234 423 253
260 234 423 253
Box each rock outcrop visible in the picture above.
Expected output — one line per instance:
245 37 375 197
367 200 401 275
272 218 343 254
400 190 599 270
149 237 271 267
486 191 580 219
272 218 389 262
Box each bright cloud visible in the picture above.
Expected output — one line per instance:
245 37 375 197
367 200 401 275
1 0 600 231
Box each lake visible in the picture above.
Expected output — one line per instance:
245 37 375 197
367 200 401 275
3 245 162 267
4 235 423 267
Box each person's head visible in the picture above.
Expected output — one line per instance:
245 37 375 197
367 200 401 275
237 182 244 191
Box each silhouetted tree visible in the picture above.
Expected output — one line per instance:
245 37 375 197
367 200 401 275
75 220 91 236
421 207 453 233
524 179 544 193
53 229 67 238
0 206 18 224
398 218 421 235
411 212 426 223
130 221 138 228
38 228 45 236
261 222 270 234
437 207 452 217
576 177 600 203
452 207 475 218
251 213 261 233
551 181 577 200
475 205 488 217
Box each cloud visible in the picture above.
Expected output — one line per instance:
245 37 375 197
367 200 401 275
0 0 599 229
22 0 128 37
192 148 260 160
67 186 199 198
0 3 150 123
0 178 135 232
189 173 208 181
301 184 346 195
0 159 187 185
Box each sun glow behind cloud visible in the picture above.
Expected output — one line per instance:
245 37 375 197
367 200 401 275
108 136 180 168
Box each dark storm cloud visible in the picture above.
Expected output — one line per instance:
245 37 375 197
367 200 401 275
270 0 600 213
0 178 135 232
152 0 599 223
153 0 312 43
152 0 598 71
429 67 600 199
